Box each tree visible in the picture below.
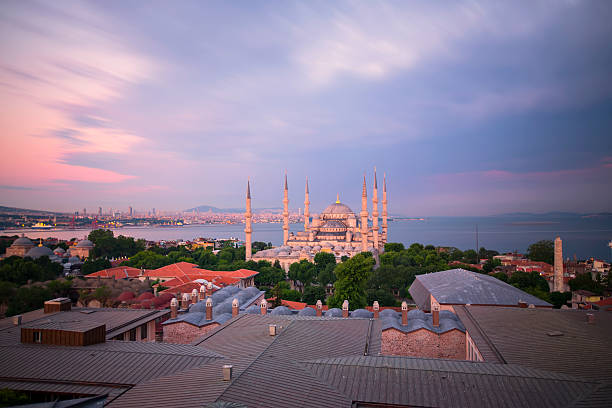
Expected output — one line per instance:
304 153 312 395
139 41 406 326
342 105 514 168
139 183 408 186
122 250 172 269
482 258 501 273
288 260 317 286
491 272 508 283
366 288 398 307
314 252 336 271
479 247 499 260
384 243 404 252
302 285 326 304
550 291 572 309
327 252 375 310
81 258 111 275
462 249 478 264
527 240 554 265
254 266 284 287
569 272 605 295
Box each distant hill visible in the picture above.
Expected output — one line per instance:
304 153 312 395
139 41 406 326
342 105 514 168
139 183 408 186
494 212 612 218
0 206 66 215
184 205 283 214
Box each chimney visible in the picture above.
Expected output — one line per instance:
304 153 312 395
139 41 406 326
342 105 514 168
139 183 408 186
260 299 268 315
206 297 213 321
401 301 408 325
200 284 207 299
191 289 198 305
518 301 528 308
432 302 440 327
342 300 349 318
12 315 22 326
181 293 189 310
206 281 213 297
153 286 158 296
269 324 277 336
222 364 233 381
315 300 322 317
232 298 239 317
586 313 595 324
373 301 380 319
170 298 178 319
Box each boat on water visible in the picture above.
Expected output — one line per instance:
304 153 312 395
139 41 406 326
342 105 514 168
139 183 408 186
31 222 54 230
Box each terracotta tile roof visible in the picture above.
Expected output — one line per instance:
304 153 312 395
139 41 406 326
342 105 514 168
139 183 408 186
266 298 307 310
86 267 143 279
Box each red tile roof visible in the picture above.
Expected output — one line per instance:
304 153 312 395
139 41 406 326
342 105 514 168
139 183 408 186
86 267 143 279
266 298 307 310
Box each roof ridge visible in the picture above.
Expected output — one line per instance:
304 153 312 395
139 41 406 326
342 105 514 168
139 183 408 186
300 357 595 383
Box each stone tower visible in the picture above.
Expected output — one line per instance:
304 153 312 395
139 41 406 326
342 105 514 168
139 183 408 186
304 177 310 233
372 168 379 251
282 173 289 245
360 175 368 252
382 173 388 242
554 236 564 292
245 180 252 260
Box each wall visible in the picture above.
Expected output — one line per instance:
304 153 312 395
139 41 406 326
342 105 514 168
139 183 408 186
163 321 220 344
381 328 466 360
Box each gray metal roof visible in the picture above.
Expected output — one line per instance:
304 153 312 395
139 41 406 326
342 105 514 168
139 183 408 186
456 306 612 381
300 355 600 408
409 268 552 309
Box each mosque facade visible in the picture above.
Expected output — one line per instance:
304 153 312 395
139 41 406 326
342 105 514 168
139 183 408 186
246 170 388 271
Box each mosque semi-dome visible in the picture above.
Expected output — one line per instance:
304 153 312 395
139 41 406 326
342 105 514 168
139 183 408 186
25 245 54 259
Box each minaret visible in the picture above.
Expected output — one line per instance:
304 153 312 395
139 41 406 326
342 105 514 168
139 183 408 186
304 177 310 233
360 174 368 252
554 236 563 292
245 180 252 260
382 173 388 242
372 168 379 251
282 172 289 245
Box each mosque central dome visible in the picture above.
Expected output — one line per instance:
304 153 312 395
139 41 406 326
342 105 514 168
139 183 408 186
322 202 354 216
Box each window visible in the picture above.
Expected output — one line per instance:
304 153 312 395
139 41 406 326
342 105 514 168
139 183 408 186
141 323 147 340
129 329 136 342
33 331 41 343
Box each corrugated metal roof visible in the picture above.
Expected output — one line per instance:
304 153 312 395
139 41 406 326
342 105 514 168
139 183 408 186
381 309 465 334
459 306 612 381
300 355 600 408
410 268 552 308
0 380 125 401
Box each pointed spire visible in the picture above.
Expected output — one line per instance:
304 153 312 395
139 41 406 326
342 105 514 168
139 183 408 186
383 173 387 192
284 171 288 191
336 193 340 204
305 177 309 194
374 167 378 189
246 179 251 199
362 174 367 197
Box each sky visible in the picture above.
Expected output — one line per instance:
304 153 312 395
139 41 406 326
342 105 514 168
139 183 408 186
1 0 611 216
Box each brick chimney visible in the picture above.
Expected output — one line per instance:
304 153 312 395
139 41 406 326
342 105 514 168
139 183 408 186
518 301 528 308
170 298 178 319
260 299 268 315
315 300 322 317
401 301 408 325
206 297 213 321
342 300 349 318
432 302 440 327
181 293 189 310
269 324 277 336
222 365 233 381
191 289 198 305
200 284 207 299
232 298 239 317
206 281 213 297
373 301 380 319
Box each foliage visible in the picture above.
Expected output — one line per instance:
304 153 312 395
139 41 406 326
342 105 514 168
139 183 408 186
527 240 554 265
270 281 301 304
252 241 273 252
301 285 327 304
569 272 605 295
81 258 111 275
327 252 375 310
508 271 550 293
88 229 146 259
384 243 404 252
254 265 285 287
314 252 337 285
479 247 499 260
491 272 508 282
550 291 572 309
0 256 63 286
0 388 30 407
482 258 501 273
5 279 72 316
461 249 478 264
366 288 398 307
122 250 172 269
288 260 317 286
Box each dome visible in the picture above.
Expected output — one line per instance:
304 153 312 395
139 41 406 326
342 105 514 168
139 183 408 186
12 237 34 247
76 239 94 248
407 309 426 320
324 308 343 318
270 306 293 316
298 307 316 316
25 245 54 259
277 251 289 256
379 309 398 319
322 220 347 229
53 247 65 254
322 202 354 216
68 256 81 264
351 309 373 318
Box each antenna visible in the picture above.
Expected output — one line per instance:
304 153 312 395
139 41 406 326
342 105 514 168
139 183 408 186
475 224 479 259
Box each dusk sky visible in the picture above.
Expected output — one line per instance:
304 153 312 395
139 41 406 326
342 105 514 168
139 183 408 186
1 1 611 216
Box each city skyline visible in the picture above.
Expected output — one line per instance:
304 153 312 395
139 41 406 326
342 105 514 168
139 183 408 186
1 1 611 215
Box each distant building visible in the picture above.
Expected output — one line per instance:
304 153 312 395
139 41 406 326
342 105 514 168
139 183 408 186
4 235 34 257
70 239 94 259
250 171 388 271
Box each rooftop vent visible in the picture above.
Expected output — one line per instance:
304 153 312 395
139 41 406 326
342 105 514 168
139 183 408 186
269 324 277 336
547 331 564 337
12 315 22 326
586 313 595 324
222 365 233 381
